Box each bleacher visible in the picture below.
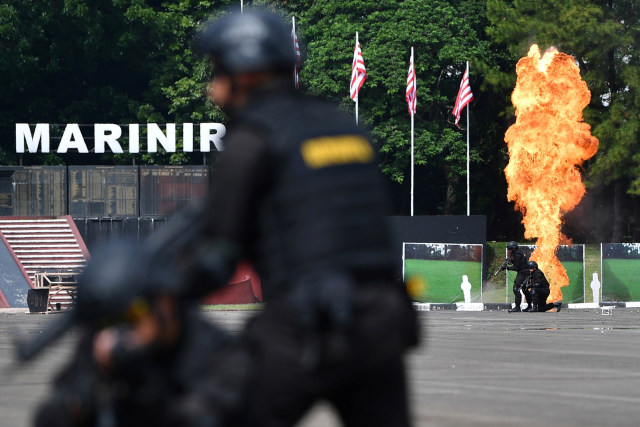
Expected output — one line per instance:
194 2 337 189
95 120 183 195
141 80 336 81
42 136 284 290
0 216 90 311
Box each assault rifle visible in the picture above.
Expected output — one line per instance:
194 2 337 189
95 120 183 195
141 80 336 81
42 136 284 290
16 204 210 362
493 257 511 277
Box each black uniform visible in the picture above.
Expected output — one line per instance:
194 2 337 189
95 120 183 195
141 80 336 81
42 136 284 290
526 268 556 312
507 248 531 309
33 309 249 427
199 82 418 427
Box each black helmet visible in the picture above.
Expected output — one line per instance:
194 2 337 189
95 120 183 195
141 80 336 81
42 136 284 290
528 260 538 270
507 241 518 251
196 8 297 74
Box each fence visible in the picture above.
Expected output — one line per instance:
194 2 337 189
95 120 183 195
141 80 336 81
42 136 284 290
0 165 209 218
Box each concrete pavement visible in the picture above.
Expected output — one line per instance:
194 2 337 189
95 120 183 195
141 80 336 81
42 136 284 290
1 308 639 426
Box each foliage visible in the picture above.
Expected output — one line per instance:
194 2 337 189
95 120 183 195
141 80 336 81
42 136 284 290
486 0 640 241
287 0 505 215
0 0 232 165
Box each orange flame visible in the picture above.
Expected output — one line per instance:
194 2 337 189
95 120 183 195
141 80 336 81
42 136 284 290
505 45 599 302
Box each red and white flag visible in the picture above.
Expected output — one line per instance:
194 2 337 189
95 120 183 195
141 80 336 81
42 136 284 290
291 18 301 88
350 33 366 101
406 48 416 116
452 62 473 126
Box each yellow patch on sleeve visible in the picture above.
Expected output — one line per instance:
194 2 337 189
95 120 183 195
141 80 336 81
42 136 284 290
300 135 374 169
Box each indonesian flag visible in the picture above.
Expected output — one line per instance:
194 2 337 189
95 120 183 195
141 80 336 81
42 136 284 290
291 20 301 88
452 62 473 126
406 49 416 116
350 34 366 101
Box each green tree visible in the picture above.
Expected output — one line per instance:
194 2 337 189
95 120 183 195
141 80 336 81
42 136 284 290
0 0 231 166
486 0 640 242
281 0 506 216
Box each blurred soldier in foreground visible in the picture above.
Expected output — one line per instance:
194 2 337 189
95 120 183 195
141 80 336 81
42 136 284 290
191 7 418 426
24 241 249 427
523 261 563 312
504 241 532 312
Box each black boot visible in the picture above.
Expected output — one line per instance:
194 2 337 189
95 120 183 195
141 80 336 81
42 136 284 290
508 306 521 313
554 302 562 312
524 305 538 312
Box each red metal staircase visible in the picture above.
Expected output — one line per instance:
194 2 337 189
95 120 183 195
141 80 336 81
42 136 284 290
0 216 90 310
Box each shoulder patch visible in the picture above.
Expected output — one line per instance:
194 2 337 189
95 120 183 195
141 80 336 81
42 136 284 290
300 135 374 169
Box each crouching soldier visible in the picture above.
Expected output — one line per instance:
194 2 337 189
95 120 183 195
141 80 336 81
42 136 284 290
524 261 563 312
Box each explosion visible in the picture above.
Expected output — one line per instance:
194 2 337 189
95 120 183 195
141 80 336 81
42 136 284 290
504 45 599 302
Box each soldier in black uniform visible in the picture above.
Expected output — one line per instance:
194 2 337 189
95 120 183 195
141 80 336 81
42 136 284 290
190 7 418 427
506 241 532 312
27 241 249 427
524 261 563 312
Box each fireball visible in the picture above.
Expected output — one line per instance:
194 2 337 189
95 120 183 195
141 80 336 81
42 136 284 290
505 45 599 302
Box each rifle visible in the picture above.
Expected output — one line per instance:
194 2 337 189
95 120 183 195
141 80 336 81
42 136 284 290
16 204 210 362
493 257 511 277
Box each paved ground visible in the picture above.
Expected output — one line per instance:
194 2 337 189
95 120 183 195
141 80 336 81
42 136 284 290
1 307 640 426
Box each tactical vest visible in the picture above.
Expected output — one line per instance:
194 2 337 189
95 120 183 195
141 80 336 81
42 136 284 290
531 269 550 289
237 92 395 297
514 249 529 273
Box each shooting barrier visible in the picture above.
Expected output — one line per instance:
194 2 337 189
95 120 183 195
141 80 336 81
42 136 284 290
601 243 640 302
403 243 483 303
504 244 585 304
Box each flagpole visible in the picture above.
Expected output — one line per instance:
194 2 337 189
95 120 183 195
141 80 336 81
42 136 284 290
355 32 359 126
410 104 414 216
292 16 296 86
466 60 470 216
453 61 473 215
410 46 415 217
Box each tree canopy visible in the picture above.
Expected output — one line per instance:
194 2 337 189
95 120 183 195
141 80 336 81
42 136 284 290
291 0 505 217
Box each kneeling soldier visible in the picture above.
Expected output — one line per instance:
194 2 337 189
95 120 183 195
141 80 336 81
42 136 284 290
524 261 563 312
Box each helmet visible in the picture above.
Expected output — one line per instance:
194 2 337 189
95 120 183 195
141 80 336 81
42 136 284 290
507 241 518 251
196 8 297 74
528 261 538 270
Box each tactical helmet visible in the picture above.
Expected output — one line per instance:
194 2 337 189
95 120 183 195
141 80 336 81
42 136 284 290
528 260 538 270
507 241 518 251
196 8 297 74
